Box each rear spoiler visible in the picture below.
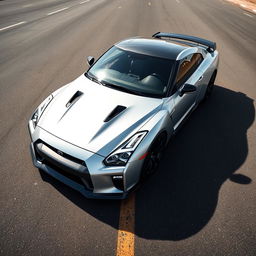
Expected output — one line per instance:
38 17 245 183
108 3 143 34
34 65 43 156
152 32 216 53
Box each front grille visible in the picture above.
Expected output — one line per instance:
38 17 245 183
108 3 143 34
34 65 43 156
40 141 85 166
45 160 85 186
34 140 94 191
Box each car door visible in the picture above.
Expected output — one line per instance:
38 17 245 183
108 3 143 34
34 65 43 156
170 53 204 130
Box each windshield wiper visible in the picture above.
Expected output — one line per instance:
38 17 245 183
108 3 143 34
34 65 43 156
85 72 104 86
102 82 145 96
85 73 157 97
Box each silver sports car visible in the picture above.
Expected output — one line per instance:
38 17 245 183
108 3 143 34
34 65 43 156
28 32 219 199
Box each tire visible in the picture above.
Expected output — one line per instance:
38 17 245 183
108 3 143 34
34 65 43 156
140 132 167 182
203 71 217 101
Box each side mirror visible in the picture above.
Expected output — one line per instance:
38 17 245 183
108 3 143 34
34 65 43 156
179 84 197 97
87 56 95 66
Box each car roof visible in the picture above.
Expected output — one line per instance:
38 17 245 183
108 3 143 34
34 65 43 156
115 38 188 60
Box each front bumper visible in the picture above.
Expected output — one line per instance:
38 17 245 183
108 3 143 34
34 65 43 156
28 122 142 199
30 142 127 199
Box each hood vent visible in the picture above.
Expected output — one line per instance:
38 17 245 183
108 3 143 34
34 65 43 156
66 91 83 108
104 105 126 122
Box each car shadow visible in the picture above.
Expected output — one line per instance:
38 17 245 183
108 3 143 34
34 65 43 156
135 85 254 240
39 85 254 240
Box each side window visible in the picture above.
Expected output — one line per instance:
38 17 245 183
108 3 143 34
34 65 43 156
174 53 204 92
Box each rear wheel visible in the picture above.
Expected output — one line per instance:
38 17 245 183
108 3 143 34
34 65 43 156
204 71 217 100
140 133 167 181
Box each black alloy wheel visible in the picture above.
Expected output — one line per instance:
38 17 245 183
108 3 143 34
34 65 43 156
140 133 167 181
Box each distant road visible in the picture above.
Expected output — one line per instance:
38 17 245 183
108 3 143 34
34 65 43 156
0 0 255 255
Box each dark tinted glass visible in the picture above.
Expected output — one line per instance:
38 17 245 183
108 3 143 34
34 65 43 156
87 46 174 97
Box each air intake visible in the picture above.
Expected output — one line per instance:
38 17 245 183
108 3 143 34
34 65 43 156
66 91 83 108
104 105 126 122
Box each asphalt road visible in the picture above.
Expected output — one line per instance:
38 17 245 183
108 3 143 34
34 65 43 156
0 0 255 255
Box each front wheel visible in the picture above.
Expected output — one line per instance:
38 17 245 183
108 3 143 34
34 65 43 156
140 133 167 182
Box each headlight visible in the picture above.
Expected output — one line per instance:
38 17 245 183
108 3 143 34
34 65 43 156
104 131 147 166
31 94 53 127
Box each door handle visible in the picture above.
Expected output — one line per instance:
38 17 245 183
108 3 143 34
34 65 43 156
198 76 203 81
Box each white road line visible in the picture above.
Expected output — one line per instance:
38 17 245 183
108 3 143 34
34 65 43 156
80 0 90 4
47 7 69 16
0 21 26 32
243 12 253 18
148 2 151 6
176 0 180 3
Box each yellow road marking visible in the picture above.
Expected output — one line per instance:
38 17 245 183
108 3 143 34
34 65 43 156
116 193 135 256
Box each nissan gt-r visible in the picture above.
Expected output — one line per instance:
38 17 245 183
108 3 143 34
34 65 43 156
28 32 219 199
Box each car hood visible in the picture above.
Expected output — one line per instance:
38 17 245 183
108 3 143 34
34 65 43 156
38 75 163 156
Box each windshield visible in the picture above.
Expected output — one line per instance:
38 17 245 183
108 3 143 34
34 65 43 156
86 46 174 97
